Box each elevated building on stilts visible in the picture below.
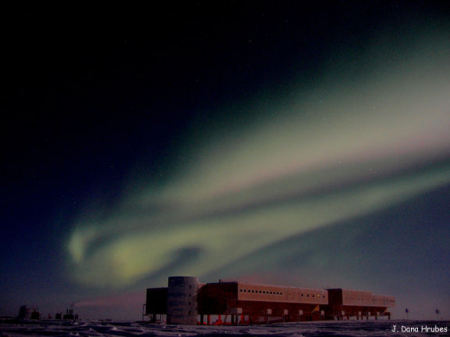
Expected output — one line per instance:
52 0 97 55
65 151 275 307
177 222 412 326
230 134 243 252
145 276 395 324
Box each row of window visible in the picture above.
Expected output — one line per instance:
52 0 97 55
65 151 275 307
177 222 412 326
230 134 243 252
240 289 283 295
239 288 326 299
300 293 326 299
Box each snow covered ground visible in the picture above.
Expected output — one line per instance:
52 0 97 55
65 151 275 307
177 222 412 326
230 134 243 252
0 320 448 337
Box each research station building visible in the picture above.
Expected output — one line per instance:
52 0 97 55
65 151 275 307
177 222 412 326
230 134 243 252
145 276 395 324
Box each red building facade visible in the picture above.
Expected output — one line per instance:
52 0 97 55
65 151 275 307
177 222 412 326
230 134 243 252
145 276 394 324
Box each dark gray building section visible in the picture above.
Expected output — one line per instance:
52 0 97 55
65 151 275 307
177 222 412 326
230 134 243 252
166 276 199 324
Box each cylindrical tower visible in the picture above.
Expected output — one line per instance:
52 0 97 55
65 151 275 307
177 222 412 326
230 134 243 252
167 276 199 324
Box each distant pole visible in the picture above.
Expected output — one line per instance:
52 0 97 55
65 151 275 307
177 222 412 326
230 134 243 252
405 308 409 320
142 304 146 321
435 309 440 321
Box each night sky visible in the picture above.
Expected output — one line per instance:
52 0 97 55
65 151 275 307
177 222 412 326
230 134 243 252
1 1 449 320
